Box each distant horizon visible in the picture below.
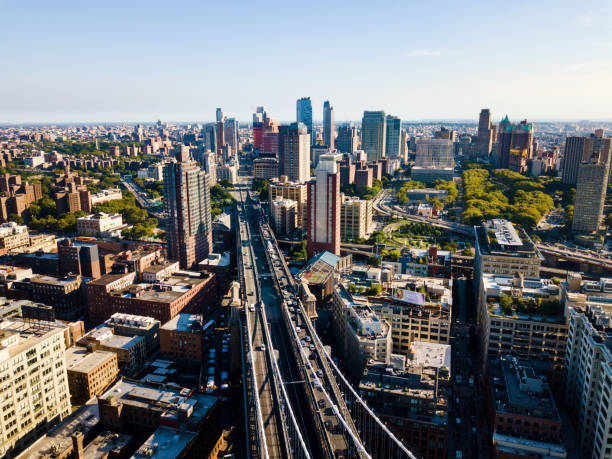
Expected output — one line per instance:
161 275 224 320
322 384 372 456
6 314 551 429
3 117 612 127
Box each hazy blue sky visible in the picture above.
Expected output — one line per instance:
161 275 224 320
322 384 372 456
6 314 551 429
1 0 611 123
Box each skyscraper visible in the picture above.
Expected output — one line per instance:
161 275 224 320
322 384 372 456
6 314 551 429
296 97 313 144
475 108 493 158
562 132 612 185
164 145 212 269
216 107 224 123
307 153 341 259
323 100 335 149
497 118 534 173
385 115 401 158
572 143 611 234
202 123 217 153
224 117 238 156
279 122 311 183
337 123 359 153
361 111 387 161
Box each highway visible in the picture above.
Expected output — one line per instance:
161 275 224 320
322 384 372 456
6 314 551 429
120 176 166 220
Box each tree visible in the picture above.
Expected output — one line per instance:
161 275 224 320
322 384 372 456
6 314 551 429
499 294 514 315
219 178 233 189
8 213 24 224
366 284 382 296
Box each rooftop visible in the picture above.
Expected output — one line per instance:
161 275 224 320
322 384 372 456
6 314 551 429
476 219 539 258
31 274 81 286
16 398 100 459
111 272 210 303
65 347 116 373
99 334 144 350
101 379 217 427
411 341 451 369
490 355 560 421
83 431 133 459
131 426 196 459
161 313 203 333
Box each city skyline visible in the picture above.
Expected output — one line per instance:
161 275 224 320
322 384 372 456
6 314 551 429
2 1 612 123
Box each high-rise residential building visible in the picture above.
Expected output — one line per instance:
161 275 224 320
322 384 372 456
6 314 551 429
296 97 313 144
307 153 341 259
0 318 72 457
562 131 612 185
279 122 310 183
323 100 335 149
565 303 612 458
269 178 307 228
497 118 534 173
572 148 610 234
270 199 298 236
385 115 401 158
400 129 409 162
215 107 223 123
200 150 217 185
337 123 359 153
475 108 493 158
163 146 212 269
340 197 373 241
361 111 387 161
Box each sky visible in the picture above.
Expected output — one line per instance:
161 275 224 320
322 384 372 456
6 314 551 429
1 0 612 123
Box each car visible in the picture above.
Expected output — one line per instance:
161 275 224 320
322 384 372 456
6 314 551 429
249 304 255 312
324 420 333 431
300 340 306 347
257 344 266 351
305 336 311 342
309 345 315 351
317 369 323 377
317 399 326 408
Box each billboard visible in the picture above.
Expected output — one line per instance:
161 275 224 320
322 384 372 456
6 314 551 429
392 289 425 306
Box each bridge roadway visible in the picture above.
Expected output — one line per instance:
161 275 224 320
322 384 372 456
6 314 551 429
236 185 284 458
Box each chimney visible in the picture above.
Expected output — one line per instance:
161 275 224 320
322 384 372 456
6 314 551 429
72 431 85 459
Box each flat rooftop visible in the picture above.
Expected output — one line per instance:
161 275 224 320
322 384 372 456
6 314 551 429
161 313 202 333
66 347 115 373
16 398 100 459
411 341 451 369
490 355 560 421
99 334 143 350
101 379 217 426
131 426 196 459
83 431 133 459
31 274 80 285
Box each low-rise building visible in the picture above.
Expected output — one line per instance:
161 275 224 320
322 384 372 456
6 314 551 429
103 312 160 355
133 426 197 459
142 261 180 282
160 313 204 360
87 271 216 326
478 273 567 380
84 326 147 370
0 222 29 252
253 157 279 180
90 188 122 206
487 355 565 458
359 342 450 459
76 212 124 237
65 347 119 403
98 379 218 435
474 219 542 302
29 274 85 321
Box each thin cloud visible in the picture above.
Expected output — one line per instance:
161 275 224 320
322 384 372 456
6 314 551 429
578 7 612 27
405 49 441 57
